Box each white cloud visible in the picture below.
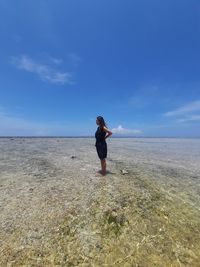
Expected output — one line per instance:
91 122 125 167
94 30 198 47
163 100 200 124
50 57 63 65
112 125 142 135
164 100 200 117
11 55 72 84
177 115 200 123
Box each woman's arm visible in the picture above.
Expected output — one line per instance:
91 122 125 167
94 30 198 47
103 126 113 139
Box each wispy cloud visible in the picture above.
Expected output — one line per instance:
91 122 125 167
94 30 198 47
0 106 62 136
129 85 159 109
163 100 200 123
164 100 200 117
112 125 142 135
0 105 91 136
68 53 82 67
11 55 72 84
0 109 52 135
50 57 63 65
177 115 200 123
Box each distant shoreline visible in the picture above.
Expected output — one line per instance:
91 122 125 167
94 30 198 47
0 136 200 139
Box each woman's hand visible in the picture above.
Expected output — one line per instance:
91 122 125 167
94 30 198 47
103 126 113 139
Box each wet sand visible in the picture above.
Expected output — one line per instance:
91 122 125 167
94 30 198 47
0 137 200 266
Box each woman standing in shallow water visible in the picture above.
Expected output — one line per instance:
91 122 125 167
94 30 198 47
95 116 113 176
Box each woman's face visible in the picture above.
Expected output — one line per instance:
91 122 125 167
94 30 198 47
96 118 99 125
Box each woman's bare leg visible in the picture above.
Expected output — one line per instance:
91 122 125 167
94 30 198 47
101 159 106 176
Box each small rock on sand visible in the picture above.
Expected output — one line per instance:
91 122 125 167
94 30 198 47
121 169 129 175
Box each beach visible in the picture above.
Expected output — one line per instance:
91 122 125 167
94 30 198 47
0 137 200 266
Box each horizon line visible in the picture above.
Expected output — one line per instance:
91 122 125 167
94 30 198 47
0 135 200 139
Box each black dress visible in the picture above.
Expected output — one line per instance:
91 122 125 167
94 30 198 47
95 126 107 160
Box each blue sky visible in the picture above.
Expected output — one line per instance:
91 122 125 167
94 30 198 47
0 0 200 137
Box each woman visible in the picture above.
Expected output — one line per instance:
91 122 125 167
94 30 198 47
95 116 113 176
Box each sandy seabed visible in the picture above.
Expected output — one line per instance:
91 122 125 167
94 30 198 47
0 137 200 267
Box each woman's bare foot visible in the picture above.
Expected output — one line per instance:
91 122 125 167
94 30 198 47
95 170 106 176
95 172 102 177
101 170 106 176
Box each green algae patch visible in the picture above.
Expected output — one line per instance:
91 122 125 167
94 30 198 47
1 172 200 266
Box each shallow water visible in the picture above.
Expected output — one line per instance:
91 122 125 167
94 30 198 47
0 137 200 266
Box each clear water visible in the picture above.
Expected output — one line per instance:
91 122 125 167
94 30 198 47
0 138 200 266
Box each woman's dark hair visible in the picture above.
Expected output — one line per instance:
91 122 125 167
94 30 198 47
97 116 107 130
